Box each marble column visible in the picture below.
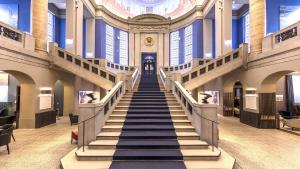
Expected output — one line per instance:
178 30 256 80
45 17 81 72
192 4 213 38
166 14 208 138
158 32 164 73
129 31 135 66
31 0 48 54
66 0 83 55
163 32 170 67
203 19 213 58
249 0 266 54
134 33 141 72
215 0 232 57
86 18 95 58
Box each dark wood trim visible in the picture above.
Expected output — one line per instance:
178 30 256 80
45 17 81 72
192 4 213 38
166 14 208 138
240 111 260 128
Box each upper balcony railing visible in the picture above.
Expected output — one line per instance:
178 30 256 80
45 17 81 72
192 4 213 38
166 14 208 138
162 58 212 74
262 21 300 52
0 21 35 52
86 58 135 73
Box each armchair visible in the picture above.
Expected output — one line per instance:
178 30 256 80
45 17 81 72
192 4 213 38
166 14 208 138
0 126 13 154
0 124 15 142
69 113 78 126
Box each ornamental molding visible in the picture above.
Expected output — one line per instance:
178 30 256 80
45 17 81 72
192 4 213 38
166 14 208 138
129 25 170 32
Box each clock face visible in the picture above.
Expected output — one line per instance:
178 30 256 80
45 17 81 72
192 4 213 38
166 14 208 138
145 37 154 46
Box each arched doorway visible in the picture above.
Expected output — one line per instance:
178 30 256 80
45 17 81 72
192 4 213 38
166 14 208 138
142 53 157 75
0 70 37 128
233 81 243 119
259 71 300 129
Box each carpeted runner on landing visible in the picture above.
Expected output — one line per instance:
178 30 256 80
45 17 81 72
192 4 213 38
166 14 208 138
109 75 187 169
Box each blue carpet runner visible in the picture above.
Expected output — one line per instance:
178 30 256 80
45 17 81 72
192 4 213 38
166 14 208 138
109 75 187 169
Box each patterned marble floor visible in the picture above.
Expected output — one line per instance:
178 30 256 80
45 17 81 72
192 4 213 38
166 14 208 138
219 115 300 169
0 117 77 169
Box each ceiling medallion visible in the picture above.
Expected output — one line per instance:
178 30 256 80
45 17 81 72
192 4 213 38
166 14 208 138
144 37 154 46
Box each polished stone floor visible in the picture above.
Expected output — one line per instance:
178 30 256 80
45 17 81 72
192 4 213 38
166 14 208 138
1 116 300 169
0 117 77 169
219 115 300 169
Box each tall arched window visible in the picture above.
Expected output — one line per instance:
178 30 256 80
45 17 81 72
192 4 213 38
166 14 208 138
184 25 193 63
170 31 179 66
119 30 128 66
105 24 114 62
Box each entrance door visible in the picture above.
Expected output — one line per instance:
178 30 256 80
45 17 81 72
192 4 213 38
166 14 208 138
141 53 157 75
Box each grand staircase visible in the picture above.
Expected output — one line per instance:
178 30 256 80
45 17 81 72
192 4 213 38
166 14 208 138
61 75 235 169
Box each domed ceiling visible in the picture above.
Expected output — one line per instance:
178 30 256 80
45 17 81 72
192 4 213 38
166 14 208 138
101 0 196 19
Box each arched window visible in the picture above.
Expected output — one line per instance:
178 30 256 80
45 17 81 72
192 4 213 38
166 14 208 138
105 24 114 62
170 31 179 66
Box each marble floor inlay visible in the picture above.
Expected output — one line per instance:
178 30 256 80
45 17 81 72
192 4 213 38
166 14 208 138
0 117 77 169
219 115 300 169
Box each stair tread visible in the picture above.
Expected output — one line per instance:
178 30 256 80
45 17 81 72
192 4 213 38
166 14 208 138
113 110 184 112
107 119 189 122
76 148 221 157
110 114 185 117
103 125 194 129
89 140 208 146
97 131 199 137
109 161 186 169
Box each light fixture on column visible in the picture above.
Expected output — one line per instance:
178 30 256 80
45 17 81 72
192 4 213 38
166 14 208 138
66 39 74 45
205 53 212 58
224 40 232 46
95 0 102 5
86 52 94 58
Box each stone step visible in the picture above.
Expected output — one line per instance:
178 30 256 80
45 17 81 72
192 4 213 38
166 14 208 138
88 140 208 150
105 119 191 126
117 102 180 106
96 131 199 140
75 148 221 161
114 105 183 110
112 109 185 115
61 148 235 169
109 114 187 120
102 124 195 132
120 99 178 103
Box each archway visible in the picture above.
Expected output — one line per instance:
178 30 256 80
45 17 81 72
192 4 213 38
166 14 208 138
0 70 37 128
259 70 300 129
233 81 243 119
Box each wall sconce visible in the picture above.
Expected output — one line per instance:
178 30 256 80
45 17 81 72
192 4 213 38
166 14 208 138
66 39 73 45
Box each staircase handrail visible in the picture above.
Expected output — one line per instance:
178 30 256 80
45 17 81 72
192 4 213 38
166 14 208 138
181 44 247 84
50 43 117 84
78 81 125 152
173 81 219 150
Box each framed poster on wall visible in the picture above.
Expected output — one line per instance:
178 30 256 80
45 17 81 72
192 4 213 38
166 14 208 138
198 91 220 105
79 91 100 104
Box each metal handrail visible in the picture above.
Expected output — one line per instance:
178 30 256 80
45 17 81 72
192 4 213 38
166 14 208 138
78 81 124 152
173 80 218 151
